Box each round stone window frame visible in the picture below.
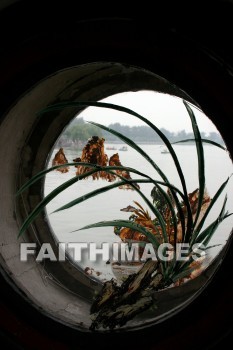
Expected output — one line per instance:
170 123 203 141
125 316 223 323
0 62 232 332
0 5 233 345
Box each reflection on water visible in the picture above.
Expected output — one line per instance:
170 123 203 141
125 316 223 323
44 144 233 281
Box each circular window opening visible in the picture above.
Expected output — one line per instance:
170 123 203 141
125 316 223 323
1 62 232 332
45 91 233 286
43 89 233 330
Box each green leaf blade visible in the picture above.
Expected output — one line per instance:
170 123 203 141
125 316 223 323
74 219 161 250
173 138 226 151
191 177 230 245
183 100 205 240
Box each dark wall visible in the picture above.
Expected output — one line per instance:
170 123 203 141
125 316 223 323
0 1 233 349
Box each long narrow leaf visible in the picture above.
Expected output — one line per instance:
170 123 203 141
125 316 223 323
39 100 192 233
88 121 170 184
74 219 161 250
18 161 186 239
17 168 100 238
16 162 184 200
191 177 230 245
203 214 231 247
153 183 178 244
196 196 232 245
52 178 152 212
130 183 168 244
196 221 218 246
183 100 205 239
89 120 188 240
16 162 101 196
171 266 196 282
18 176 150 239
52 166 185 245
38 101 188 194
173 139 226 150
202 244 222 251
54 175 169 243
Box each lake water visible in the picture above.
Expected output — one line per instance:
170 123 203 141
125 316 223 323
44 143 233 281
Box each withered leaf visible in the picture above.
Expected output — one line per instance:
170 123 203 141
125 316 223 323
52 148 69 173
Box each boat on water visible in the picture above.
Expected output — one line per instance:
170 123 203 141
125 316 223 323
106 146 117 150
161 147 169 154
119 146 128 151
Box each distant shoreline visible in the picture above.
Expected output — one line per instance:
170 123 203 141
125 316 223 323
60 117 224 147
56 140 223 148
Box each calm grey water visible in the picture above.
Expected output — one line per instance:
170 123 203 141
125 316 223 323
44 143 233 280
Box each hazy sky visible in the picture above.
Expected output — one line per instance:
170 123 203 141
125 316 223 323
78 91 219 134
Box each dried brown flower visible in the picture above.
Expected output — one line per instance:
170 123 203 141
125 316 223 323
52 148 69 173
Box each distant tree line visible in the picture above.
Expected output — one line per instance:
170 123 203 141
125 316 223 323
60 117 224 145
62 118 102 142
